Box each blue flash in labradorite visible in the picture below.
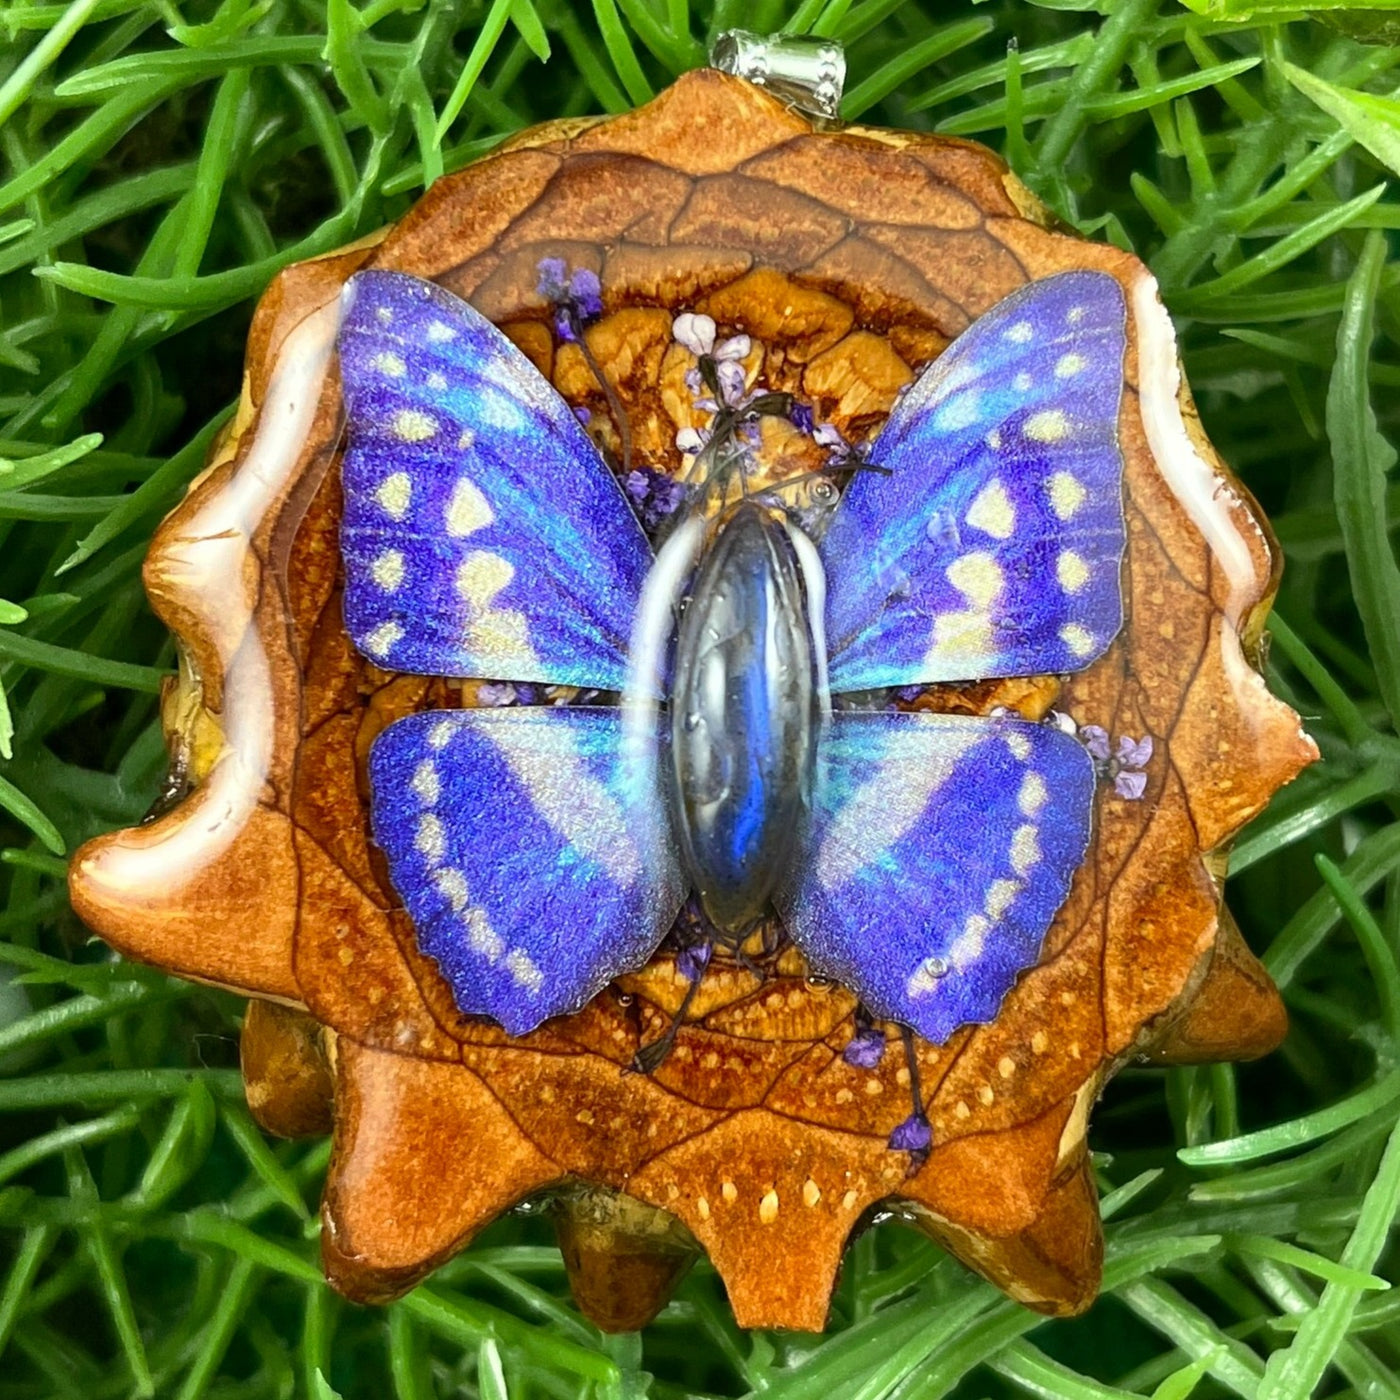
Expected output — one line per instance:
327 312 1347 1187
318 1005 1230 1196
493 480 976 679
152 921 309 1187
336 268 1128 1043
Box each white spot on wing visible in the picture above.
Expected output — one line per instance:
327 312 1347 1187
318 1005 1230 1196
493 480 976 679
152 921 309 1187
1025 409 1070 444
1006 322 1034 344
1060 622 1095 658
415 813 445 864
1018 772 1048 817
1057 550 1090 593
506 949 544 992
985 879 1019 920
1048 471 1086 520
1004 730 1031 761
445 477 494 537
1056 352 1087 378
362 619 403 659
393 408 437 442
433 867 469 912
930 610 994 666
946 552 1003 609
965 480 1015 539
1011 824 1040 875
411 760 440 806
374 471 411 520
427 320 456 342
948 913 991 969
371 351 406 377
371 549 405 591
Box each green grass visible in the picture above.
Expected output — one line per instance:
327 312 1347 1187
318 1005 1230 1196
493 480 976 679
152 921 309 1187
1 0 1399 1395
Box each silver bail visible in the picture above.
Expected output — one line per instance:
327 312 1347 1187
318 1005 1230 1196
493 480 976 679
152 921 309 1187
709 30 846 122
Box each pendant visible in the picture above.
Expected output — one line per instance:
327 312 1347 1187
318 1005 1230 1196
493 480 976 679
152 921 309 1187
69 33 1317 1333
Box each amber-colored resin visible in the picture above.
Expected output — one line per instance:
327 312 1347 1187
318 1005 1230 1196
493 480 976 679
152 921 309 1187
70 71 1316 1332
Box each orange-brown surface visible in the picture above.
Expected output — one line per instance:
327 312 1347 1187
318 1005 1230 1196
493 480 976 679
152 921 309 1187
69 70 1316 1332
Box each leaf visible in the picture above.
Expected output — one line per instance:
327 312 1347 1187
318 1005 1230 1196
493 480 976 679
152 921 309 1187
1281 61 1400 179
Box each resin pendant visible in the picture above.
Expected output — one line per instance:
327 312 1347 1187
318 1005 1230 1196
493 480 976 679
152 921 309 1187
69 49 1316 1332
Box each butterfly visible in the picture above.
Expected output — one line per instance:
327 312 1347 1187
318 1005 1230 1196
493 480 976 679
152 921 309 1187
336 267 1127 1044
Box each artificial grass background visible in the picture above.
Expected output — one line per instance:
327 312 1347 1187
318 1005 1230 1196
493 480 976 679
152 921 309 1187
1 0 1399 1395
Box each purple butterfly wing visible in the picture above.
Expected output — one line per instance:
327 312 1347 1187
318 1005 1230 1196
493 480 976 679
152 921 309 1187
338 269 652 690
777 712 1094 1044
821 271 1128 692
369 706 684 1035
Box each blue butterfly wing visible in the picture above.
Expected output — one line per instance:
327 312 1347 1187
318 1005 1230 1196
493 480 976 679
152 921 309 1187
338 269 652 690
777 712 1094 1044
822 271 1128 692
369 706 684 1036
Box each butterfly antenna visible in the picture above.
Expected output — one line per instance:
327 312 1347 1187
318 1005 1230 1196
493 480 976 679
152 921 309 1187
576 335 634 476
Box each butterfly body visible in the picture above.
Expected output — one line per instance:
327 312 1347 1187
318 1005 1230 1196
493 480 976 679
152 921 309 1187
667 498 823 936
336 267 1129 1045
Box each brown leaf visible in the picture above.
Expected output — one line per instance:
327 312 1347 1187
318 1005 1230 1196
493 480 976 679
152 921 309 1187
70 69 1317 1332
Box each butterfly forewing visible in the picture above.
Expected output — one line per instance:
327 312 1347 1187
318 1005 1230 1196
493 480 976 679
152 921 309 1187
821 271 1128 692
338 269 653 690
777 713 1095 1044
368 707 685 1036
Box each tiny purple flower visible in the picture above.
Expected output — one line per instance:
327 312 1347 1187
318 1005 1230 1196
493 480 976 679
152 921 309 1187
813 422 845 450
843 1027 886 1070
552 305 578 344
573 405 591 425
476 682 518 707
625 467 687 531
677 941 712 983
684 366 703 395
1074 724 1153 800
715 358 748 408
1116 734 1154 769
888 1112 932 1155
894 685 925 703
1115 769 1149 801
1079 724 1111 762
675 426 708 456
713 333 750 363
672 312 716 358
1048 710 1079 738
789 401 816 435
538 257 603 344
535 257 568 301
569 267 603 322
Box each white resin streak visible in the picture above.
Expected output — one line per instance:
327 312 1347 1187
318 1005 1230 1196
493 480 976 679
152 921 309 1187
1131 273 1259 624
89 301 340 890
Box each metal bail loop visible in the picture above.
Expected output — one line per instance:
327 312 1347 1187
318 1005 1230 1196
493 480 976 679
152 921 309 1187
709 30 846 122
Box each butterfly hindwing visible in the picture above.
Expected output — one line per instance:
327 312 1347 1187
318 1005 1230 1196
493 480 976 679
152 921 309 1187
821 271 1128 692
338 269 653 690
368 706 685 1036
776 712 1095 1044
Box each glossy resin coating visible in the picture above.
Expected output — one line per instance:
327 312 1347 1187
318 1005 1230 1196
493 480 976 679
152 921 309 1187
669 500 820 935
69 71 1318 1333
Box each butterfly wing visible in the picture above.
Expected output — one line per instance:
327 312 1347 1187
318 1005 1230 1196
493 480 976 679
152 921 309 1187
369 706 684 1035
822 271 1128 692
338 269 652 690
776 712 1094 1044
